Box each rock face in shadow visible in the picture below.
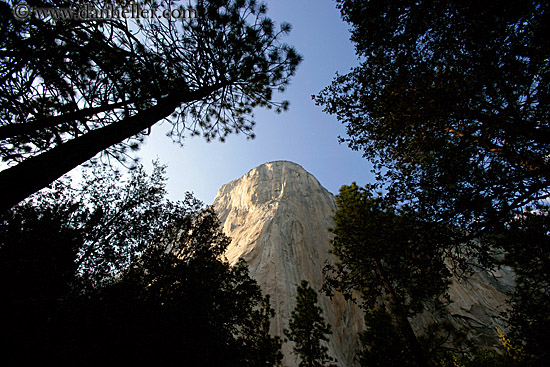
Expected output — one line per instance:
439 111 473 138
211 160 514 366
421 265 515 347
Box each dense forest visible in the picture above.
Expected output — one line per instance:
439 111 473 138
1 0 549 366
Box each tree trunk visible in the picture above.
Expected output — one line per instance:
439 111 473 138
374 260 429 367
0 84 222 212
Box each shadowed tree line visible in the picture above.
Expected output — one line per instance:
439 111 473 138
0 163 282 366
325 183 545 367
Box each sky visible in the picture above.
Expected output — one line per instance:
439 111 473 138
139 0 375 204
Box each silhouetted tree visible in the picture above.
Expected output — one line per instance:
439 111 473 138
315 2 550 360
2 161 197 288
285 280 336 367
0 194 81 359
240 294 284 366
72 162 201 289
357 308 411 367
0 0 301 210
0 161 200 361
56 206 281 366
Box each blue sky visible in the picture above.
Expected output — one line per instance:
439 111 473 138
139 0 375 204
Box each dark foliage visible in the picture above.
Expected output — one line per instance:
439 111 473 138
498 207 550 366
52 208 281 366
0 197 81 359
0 164 281 366
2 161 196 289
316 2 550 361
357 308 411 367
325 183 450 314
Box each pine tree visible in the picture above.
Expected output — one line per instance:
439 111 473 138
0 0 301 211
240 294 284 366
285 280 336 367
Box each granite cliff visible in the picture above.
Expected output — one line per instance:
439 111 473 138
211 161 514 366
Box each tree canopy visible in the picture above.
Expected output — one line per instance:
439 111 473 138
1 161 196 289
326 183 450 313
0 0 301 211
315 0 550 233
0 161 200 359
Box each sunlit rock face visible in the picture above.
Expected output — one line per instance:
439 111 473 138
212 161 364 367
211 160 514 366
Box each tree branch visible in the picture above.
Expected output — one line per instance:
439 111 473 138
0 98 144 139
